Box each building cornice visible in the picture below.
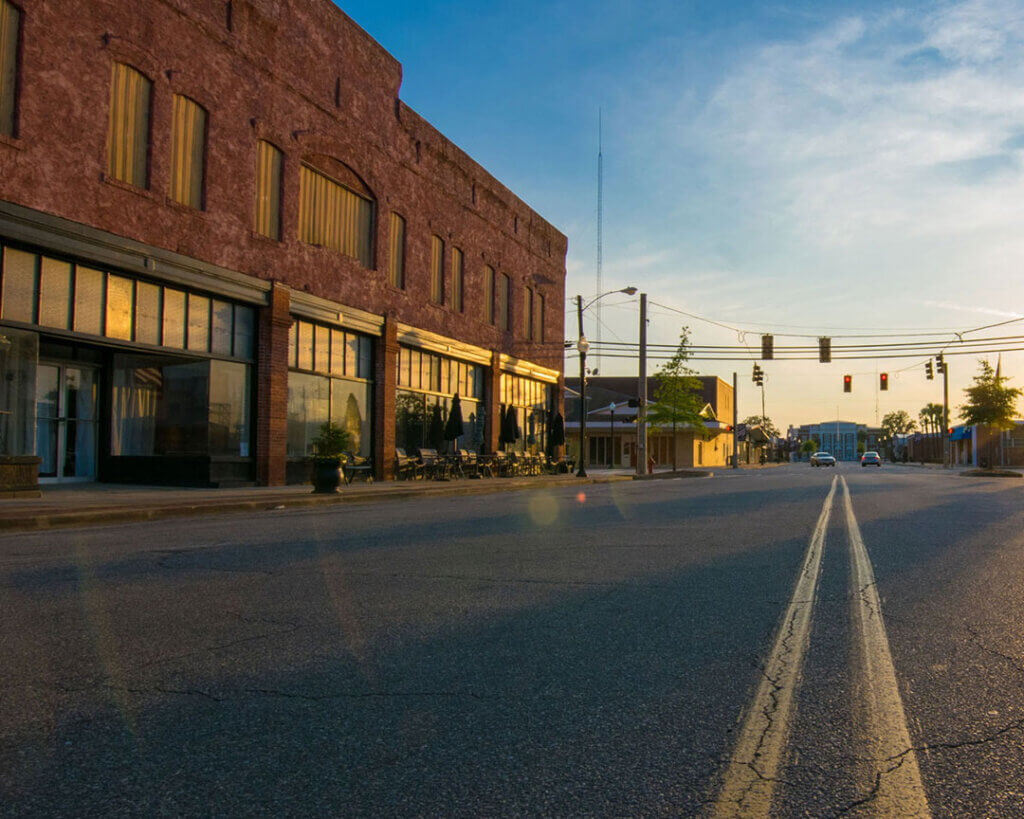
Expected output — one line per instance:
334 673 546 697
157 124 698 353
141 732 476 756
395 323 493 366
287 287 384 336
498 353 560 384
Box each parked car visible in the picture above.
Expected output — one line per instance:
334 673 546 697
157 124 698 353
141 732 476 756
810 452 836 467
861 451 882 467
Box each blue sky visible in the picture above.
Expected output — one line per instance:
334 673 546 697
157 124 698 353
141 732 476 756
339 0 1024 429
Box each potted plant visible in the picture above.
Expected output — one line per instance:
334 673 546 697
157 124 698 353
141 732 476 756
310 421 352 494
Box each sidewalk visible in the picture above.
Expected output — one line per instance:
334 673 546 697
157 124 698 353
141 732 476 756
0 472 636 534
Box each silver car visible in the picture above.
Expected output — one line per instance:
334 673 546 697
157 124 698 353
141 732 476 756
811 451 836 467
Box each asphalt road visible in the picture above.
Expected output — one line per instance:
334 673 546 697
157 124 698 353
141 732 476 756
2 463 1024 816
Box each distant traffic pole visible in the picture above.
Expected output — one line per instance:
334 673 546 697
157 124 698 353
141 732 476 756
733 371 739 469
636 293 648 478
943 362 950 468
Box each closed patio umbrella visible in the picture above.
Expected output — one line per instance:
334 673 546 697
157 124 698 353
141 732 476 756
507 405 522 443
444 393 465 451
549 411 565 448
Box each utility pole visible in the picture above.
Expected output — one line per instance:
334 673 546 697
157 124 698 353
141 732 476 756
942 363 950 468
732 371 738 469
575 295 589 478
636 293 648 477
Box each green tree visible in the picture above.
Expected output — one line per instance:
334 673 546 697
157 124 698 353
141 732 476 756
741 415 780 439
960 359 1022 467
800 439 819 456
647 328 706 471
880 410 916 460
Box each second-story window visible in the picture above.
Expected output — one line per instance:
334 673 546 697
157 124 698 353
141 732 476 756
429 235 444 304
535 292 545 342
452 247 464 312
524 285 533 340
498 272 510 331
107 62 151 188
169 94 207 209
388 212 405 288
254 140 282 240
298 164 374 267
483 265 495 325
0 0 20 138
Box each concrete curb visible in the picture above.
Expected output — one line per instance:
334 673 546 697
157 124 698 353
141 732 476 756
0 474 634 534
633 470 713 480
959 469 1023 479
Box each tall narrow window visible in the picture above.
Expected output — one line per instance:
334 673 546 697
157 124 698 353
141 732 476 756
498 272 510 331
524 286 533 340
254 140 282 240
388 212 405 288
107 63 151 188
483 265 495 325
170 94 207 209
452 247 464 312
0 0 20 138
298 164 374 267
429 235 444 304
536 292 545 342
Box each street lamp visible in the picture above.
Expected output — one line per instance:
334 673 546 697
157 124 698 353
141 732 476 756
608 401 616 468
575 287 637 478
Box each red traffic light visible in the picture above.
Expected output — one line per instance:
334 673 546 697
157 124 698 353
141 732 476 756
880 372 888 391
843 374 852 393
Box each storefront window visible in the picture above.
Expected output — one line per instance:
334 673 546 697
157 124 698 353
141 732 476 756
287 371 329 458
500 373 554 453
110 355 252 457
0 328 37 456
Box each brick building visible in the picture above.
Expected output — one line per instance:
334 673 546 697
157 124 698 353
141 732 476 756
0 0 566 485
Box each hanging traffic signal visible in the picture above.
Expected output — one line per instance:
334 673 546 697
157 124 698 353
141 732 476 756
926 360 934 380
880 372 888 391
818 337 831 363
761 334 774 360
752 364 763 384
843 374 852 393
936 353 945 374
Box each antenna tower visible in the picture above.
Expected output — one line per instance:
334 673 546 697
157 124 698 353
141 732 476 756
596 109 603 372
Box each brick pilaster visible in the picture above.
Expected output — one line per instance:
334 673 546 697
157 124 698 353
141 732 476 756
485 352 502 454
256 283 291 486
374 312 399 480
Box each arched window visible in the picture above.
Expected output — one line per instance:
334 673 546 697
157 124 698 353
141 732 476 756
298 160 374 268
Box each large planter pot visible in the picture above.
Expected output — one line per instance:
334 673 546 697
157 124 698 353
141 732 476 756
0 456 43 498
311 458 343 494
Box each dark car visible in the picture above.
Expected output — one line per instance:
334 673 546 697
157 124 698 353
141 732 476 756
861 451 882 467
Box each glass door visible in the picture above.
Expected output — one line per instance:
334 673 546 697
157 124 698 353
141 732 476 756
35 362 98 482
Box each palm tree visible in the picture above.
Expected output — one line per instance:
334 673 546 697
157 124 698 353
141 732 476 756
919 403 943 461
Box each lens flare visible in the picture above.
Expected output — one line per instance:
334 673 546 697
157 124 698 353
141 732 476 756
576 491 587 504
528 493 559 526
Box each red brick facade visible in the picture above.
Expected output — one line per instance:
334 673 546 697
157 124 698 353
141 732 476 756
0 0 567 485
0 0 566 368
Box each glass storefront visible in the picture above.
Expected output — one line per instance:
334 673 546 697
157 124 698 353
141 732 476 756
0 240 258 484
500 372 554 454
0 327 37 458
286 319 373 460
395 346 484 454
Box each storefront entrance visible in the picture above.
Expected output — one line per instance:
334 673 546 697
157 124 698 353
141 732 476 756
35 361 98 482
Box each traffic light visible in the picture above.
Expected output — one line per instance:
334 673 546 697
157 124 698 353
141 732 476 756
880 372 888 391
926 360 934 380
752 364 764 386
818 337 831 363
936 353 945 374
761 334 774 360
843 374 852 393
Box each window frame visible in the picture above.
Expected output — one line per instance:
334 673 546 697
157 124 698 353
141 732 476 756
0 0 22 139
388 212 406 289
169 93 208 210
254 139 284 241
106 62 153 190
429 234 445 305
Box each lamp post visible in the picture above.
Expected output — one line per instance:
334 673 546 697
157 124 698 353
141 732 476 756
575 287 637 479
608 401 616 468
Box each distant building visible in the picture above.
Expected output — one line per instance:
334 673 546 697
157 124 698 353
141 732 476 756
564 375 734 469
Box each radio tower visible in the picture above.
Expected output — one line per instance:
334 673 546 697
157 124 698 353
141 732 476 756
595 109 603 373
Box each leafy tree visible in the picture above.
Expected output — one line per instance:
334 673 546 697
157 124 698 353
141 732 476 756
800 439 819 455
741 415 780 439
880 410 916 460
647 327 705 471
960 360 1022 467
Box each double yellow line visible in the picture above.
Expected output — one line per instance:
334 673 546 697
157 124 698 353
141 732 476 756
711 475 930 818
